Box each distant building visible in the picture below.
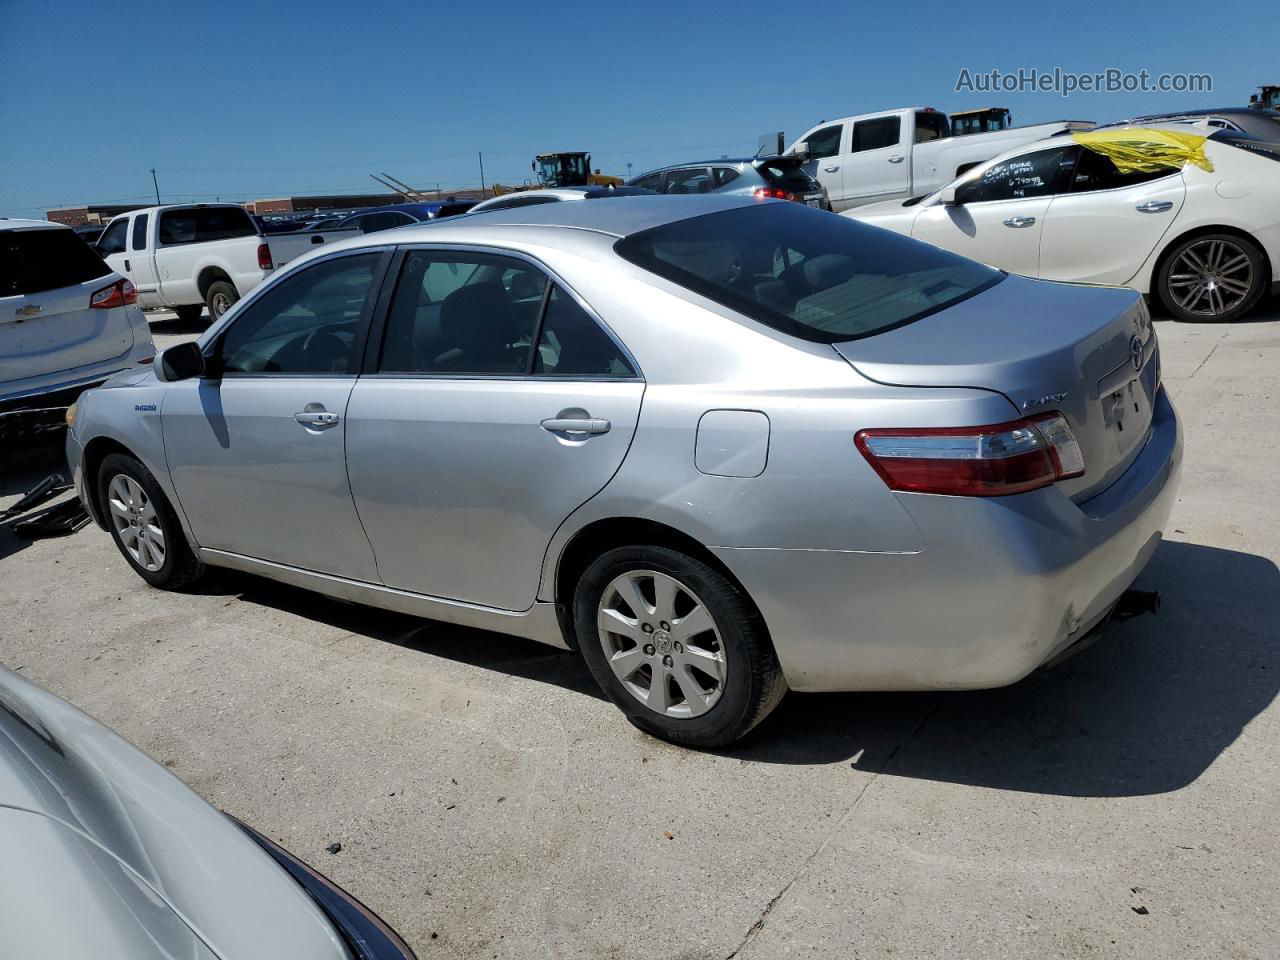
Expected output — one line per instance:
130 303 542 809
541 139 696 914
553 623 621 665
45 204 141 226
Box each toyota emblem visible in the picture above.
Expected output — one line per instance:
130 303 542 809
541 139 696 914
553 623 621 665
1129 335 1143 372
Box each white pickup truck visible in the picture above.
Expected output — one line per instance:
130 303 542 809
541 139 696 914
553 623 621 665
96 204 357 322
788 107 1094 211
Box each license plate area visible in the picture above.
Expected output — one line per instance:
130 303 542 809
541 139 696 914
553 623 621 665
1099 360 1156 457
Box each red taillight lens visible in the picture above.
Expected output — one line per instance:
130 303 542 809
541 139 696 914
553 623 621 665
753 186 798 202
257 242 273 271
855 413 1084 497
90 278 137 309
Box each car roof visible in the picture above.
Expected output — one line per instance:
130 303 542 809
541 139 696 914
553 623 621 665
358 194 761 242
0 218 68 231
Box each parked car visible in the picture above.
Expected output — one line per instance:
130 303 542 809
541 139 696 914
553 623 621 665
787 106 1094 210
338 201 478 234
469 185 656 214
625 157 828 208
1099 107 1280 143
1 219 154 424
97 204 358 324
67 196 1180 747
0 665 416 959
846 126 1280 322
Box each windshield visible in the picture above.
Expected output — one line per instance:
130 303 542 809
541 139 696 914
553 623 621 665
540 154 587 184
614 202 1002 343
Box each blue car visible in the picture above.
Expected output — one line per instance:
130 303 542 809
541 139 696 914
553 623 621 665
339 200 478 234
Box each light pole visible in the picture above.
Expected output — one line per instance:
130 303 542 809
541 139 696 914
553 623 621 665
626 162 633 181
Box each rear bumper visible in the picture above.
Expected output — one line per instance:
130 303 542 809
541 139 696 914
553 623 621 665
0 342 156 411
715 389 1183 693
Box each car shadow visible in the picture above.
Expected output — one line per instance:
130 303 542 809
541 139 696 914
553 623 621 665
145 310 207 336
214 539 1276 798
727 539 1280 796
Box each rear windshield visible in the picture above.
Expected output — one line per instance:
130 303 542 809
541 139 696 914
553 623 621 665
0 228 112 297
756 158 817 191
613 203 1002 343
159 206 257 245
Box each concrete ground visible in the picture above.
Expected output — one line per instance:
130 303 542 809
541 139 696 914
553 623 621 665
2 304 1278 959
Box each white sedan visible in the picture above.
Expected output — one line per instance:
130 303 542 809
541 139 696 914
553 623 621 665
846 127 1280 322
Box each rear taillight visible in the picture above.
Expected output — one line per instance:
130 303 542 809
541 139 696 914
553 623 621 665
753 186 798 202
855 412 1084 497
90 278 137 309
257 242 273 271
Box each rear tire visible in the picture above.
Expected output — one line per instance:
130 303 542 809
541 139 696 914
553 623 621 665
97 453 203 590
205 280 239 322
175 304 204 324
574 545 786 748
1157 233 1268 323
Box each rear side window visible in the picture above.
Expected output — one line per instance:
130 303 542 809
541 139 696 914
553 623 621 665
1069 147 1179 192
712 167 742 188
614 202 1002 344
0 228 112 296
97 218 128 256
915 111 948 143
662 168 713 194
534 287 634 377
131 213 149 251
159 207 256 245
852 116 901 152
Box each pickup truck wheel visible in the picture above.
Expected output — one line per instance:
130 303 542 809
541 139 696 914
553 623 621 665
205 281 239 321
175 304 204 324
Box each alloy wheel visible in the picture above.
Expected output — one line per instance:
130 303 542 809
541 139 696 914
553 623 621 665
107 474 166 572
1166 239 1254 318
596 569 726 718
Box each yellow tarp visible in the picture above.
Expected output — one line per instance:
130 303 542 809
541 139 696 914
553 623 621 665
1071 128 1214 174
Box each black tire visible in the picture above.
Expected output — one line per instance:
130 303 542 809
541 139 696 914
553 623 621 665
574 545 786 748
97 453 203 590
175 304 204 324
205 280 239 322
1156 232 1269 323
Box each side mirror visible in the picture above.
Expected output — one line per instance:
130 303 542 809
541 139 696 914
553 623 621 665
939 186 961 206
155 341 205 382
791 142 810 161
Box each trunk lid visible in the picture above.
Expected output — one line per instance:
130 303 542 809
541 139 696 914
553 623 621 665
0 227 134 384
833 275 1158 501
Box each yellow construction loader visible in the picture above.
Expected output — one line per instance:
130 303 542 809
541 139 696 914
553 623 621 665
491 152 624 197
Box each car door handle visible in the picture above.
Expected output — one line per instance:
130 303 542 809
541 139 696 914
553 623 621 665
13 304 41 319
1136 200 1173 213
1003 216 1036 228
124 259 131 271
294 409 340 427
888 154 905 163
823 165 840 173
540 417 611 436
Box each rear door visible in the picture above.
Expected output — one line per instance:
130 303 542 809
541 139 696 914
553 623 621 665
0 227 132 384
346 247 643 610
910 144 1075 278
1038 148 1186 285
840 113 911 206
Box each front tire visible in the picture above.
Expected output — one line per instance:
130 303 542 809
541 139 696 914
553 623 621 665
1157 233 1268 322
574 546 786 748
205 280 239 322
97 453 203 590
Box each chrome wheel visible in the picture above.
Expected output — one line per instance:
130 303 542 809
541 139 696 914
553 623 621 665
1166 239 1255 318
596 570 726 719
107 474 166 572
210 291 233 318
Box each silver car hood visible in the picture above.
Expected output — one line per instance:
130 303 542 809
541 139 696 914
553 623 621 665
0 667 350 960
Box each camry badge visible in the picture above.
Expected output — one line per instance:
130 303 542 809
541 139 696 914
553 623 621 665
1021 391 1068 411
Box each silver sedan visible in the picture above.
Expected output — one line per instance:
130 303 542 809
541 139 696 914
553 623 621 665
67 196 1181 747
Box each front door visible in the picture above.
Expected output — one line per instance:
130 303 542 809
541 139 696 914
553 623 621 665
796 123 846 208
125 212 164 307
910 144 1075 278
346 248 644 611
162 249 387 581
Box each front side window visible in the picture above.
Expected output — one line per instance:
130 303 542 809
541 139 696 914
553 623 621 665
1069 147 1180 192
631 173 662 191
662 168 713 194
379 251 546 375
852 116 902 152
130 214 149 251
614 202 1002 344
955 147 1074 203
804 124 843 160
216 253 379 374
97 218 128 256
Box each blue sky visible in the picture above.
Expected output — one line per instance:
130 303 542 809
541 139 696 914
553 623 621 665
0 0 1268 217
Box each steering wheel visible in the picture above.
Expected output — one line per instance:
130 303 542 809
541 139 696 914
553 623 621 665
299 329 349 372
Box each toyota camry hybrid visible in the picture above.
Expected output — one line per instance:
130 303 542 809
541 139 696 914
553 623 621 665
66 196 1181 747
